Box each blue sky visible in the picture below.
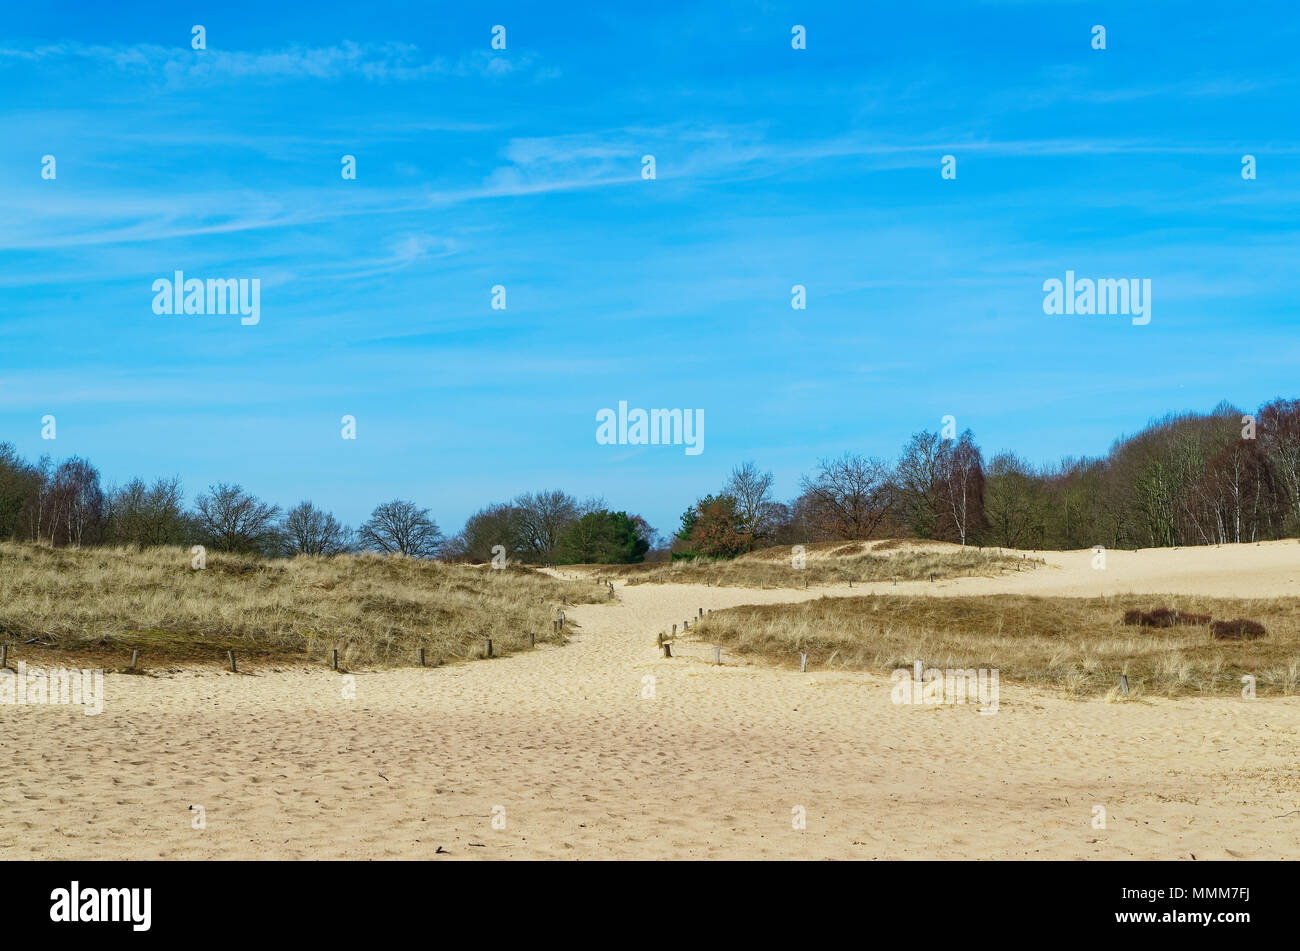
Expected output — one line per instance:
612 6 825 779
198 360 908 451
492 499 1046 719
3 0 1299 540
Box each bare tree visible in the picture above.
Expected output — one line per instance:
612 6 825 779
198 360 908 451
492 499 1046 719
450 502 526 562
105 476 188 547
896 431 944 538
357 499 442 558
983 452 1041 548
0 443 41 541
798 453 894 539
1182 440 1281 544
513 490 579 561
31 457 105 547
937 430 985 546
280 501 353 556
1259 398 1300 529
725 461 780 543
193 483 282 554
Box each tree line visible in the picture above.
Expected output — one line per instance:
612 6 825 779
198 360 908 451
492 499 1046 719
1 397 1296 563
0 449 654 564
673 398 1300 556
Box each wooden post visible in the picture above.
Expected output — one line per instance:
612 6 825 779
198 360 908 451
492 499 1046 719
1 644 8 668
805 579 808 589
130 649 140 670
662 643 672 658
800 653 807 673
699 608 703 618
418 648 426 666
930 573 935 583
227 650 237 673
331 649 339 670
529 633 536 647
562 595 566 605
672 624 677 636
485 638 493 659
714 647 720 665
1120 674 1129 696
683 620 689 632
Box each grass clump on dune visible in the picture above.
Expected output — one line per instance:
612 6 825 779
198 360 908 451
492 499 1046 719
610 539 1039 589
0 542 606 668
691 593 1300 698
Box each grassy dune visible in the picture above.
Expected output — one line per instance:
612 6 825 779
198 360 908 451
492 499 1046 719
0 542 607 669
692 593 1300 698
612 539 1039 588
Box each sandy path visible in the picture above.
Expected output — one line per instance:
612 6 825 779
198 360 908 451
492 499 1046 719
2 542 1298 860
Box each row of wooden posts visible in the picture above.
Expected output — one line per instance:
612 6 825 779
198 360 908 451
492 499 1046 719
0 607 568 673
750 576 941 589
0 638 1136 692
0 643 148 671
655 613 1133 696
661 607 713 659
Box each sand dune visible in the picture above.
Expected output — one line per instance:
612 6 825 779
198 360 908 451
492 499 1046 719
2 541 1298 860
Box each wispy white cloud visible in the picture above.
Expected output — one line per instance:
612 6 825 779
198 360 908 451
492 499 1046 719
0 41 547 86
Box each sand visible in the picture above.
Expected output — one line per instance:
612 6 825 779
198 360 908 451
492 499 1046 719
2 540 1298 860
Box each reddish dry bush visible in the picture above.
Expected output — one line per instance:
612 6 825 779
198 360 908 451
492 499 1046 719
1123 607 1211 627
1211 618 1267 640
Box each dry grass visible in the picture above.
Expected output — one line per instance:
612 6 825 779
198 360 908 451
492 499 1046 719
690 593 1300 697
612 540 1038 589
0 542 607 669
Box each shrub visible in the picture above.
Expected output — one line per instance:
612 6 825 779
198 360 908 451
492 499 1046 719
1211 618 1267 640
1123 607 1211 627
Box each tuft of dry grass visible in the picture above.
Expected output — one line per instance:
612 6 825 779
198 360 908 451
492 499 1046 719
690 593 1300 697
609 540 1038 589
0 542 606 668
